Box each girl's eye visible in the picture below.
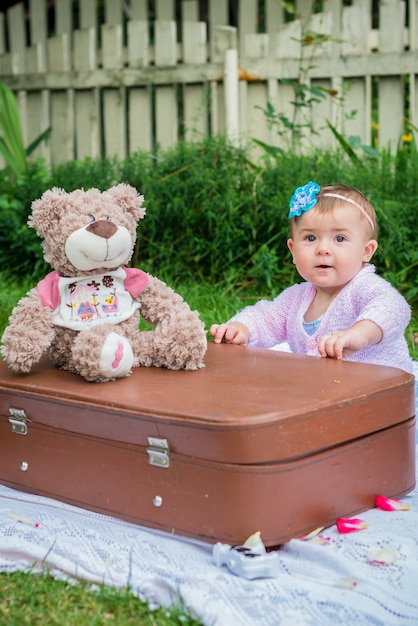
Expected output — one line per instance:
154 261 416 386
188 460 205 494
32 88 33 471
335 235 346 242
88 214 95 222
305 234 316 242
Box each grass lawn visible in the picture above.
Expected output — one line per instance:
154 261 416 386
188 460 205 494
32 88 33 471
1 274 416 359
0 570 203 625
0 275 416 624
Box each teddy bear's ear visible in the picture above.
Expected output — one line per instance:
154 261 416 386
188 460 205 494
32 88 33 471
28 187 68 238
105 184 146 221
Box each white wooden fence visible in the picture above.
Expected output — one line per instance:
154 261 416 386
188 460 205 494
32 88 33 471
0 0 417 166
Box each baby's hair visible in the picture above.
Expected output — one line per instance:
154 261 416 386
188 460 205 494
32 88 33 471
291 183 379 238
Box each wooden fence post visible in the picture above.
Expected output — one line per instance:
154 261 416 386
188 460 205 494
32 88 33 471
224 48 239 143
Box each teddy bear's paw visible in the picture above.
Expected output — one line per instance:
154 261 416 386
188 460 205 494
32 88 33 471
3 353 34 373
2 345 42 373
99 332 134 379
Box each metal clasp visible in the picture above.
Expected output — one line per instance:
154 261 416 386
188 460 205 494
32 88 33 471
147 437 170 468
8 407 30 435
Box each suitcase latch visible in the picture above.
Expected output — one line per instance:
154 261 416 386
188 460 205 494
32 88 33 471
8 407 30 435
147 437 170 468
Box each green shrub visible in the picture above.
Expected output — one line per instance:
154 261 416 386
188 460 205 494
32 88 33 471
0 162 51 277
52 156 122 191
0 136 416 312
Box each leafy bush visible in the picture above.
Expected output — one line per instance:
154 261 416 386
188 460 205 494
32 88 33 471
52 156 122 191
0 136 416 312
0 162 52 277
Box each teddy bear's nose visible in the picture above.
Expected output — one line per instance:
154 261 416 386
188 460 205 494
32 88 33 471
86 220 118 239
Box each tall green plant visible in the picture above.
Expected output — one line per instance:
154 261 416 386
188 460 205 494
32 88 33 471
0 82 27 178
324 119 380 165
254 2 347 154
0 81 50 178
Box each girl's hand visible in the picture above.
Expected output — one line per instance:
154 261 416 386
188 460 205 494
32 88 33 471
210 322 250 345
318 320 383 360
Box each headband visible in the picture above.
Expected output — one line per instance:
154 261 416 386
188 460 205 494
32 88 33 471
288 181 374 230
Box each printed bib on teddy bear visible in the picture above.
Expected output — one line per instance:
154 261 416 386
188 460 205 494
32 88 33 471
53 268 140 330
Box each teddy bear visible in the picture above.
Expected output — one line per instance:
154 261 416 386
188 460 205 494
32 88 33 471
1 184 207 382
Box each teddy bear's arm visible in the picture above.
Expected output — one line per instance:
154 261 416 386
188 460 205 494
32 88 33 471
134 274 207 370
1 287 56 372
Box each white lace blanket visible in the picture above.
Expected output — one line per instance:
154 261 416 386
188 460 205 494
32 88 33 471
1 369 417 626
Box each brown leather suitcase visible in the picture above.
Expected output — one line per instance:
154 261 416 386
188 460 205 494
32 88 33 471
0 343 415 546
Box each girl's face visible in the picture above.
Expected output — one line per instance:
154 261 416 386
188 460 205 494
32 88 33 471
287 205 378 294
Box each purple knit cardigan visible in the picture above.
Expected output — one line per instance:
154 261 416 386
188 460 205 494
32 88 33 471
230 264 413 373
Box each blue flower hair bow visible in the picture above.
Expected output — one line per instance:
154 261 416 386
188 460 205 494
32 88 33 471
288 181 320 218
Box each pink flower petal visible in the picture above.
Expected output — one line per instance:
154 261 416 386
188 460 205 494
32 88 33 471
336 517 368 534
375 495 410 512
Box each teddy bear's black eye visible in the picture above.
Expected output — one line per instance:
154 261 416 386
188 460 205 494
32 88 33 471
88 214 95 222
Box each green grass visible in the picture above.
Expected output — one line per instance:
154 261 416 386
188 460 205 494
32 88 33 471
0 135 417 624
1 273 417 360
0 276 257 626
0 275 416 624
0 570 203 625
